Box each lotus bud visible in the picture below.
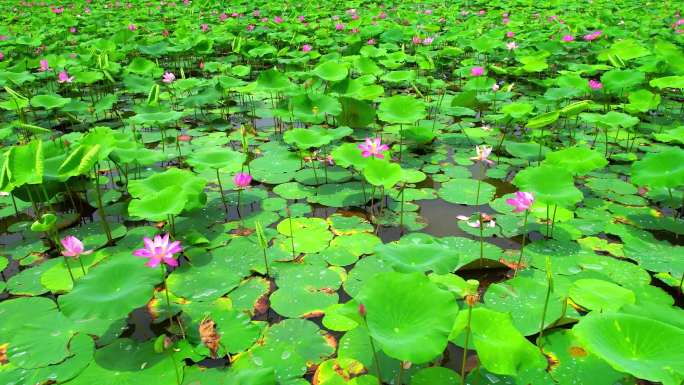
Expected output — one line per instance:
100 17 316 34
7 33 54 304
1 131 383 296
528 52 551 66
358 303 366 317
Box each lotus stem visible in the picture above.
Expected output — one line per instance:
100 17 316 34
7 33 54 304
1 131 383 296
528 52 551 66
287 208 296 259
537 257 553 349
364 326 383 384
460 303 473 383
63 255 76 285
236 188 243 220
396 362 404 385
399 185 405 234
10 192 19 217
479 215 485 267
668 188 677 222
550 205 558 238
215 169 228 213
514 210 529 278
94 165 113 244
78 257 86 275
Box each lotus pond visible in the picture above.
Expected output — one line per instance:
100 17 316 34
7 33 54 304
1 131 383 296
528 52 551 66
1 1 684 384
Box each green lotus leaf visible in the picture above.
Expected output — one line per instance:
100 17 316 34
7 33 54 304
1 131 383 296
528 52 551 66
574 312 684 385
410 367 461 385
128 167 207 212
276 217 333 253
484 276 565 336
357 272 459 364
128 185 187 221
5 140 43 188
283 127 332 149
289 93 342 123
654 126 684 144
337 97 376 128
513 165 583 207
310 182 372 208
438 178 496 205
450 307 547 376
601 69 645 92
58 253 161 334
377 95 426 124
569 278 635 312
186 148 245 171
630 149 684 188
374 238 461 274
363 159 401 189
543 146 608 175
313 61 349 82
526 110 559 129
505 141 550 162
649 75 684 89
30 94 71 109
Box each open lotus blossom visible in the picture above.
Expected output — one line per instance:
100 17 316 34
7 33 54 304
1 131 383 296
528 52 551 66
246 24 255 31
302 44 312 52
133 233 182 268
57 70 74 83
561 34 575 42
588 79 603 90
51 6 64 14
335 23 345 30
584 30 601 41
0 52 4 61
128 24 137 31
274 16 283 23
471 66 484 76
298 15 305 22
162 72 175 83
359 137 389 159
252 9 260 17
201 23 209 32
506 41 518 50
70 27 77 33
506 191 535 212
219 13 228 21
412 36 422 44
422 36 434 45
233 172 252 188
470 145 494 165
502 17 510 24
367 39 376 45
61 236 93 258
492 83 500 91
506 31 515 38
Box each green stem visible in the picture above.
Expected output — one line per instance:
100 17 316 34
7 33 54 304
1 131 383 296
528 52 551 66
78 257 86 275
514 210 529 277
216 169 228 212
94 165 113 244
460 304 473 383
537 258 553 348
396 361 404 385
63 255 76 285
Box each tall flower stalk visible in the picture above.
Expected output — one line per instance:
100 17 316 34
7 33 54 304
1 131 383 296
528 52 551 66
506 191 535 276
461 280 479 384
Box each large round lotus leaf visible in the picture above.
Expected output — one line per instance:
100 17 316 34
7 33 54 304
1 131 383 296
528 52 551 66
276 217 333 253
484 276 565 336
314 358 367 385
654 126 684 144
167 253 242 302
310 182 372 208
289 93 342 123
542 330 633 385
377 95 426 124
128 185 188 221
30 94 71 109
256 68 293 90
330 142 370 169
574 312 684 385
0 333 95 385
374 239 461 274
186 148 245 171
357 272 459 364
295 166 352 186
450 307 547 376
6 258 59 296
0 297 76 369
58 254 161 329
505 141 550 162
66 339 182 385
129 110 185 125
543 146 608 175
126 57 158 75
273 181 315 200
232 319 334 384
128 167 206 211
513 165 583 207
568 279 635 311
329 233 381 257
337 97 376 128
328 214 374 235
250 151 301 184
410 367 461 385
283 127 331 149
363 159 402 189
270 286 339 318
313 61 349 82
438 178 496 205
600 69 645 92
630 149 684 188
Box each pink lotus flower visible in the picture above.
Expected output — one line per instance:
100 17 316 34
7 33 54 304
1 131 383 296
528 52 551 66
201 23 209 32
162 29 170 37
422 36 434 45
61 236 93 258
302 44 312 52
39 59 50 72
0 52 4 61
584 30 601 41
162 72 175 83
506 31 515 38
57 71 74 83
246 24 255 31
128 24 137 31
335 23 345 30
359 137 389 159
367 39 376 45
506 191 534 212
351 28 360 34
502 17 510 24
478 9 486 15
412 36 422 44
252 9 260 17
51 6 64 14
70 27 77 33
561 34 575 42
492 83 500 91
133 233 182 268
471 66 485 76
233 172 252 188
298 15 305 22
85 7 91 13
588 79 602 90
274 16 283 24
676 19 684 26
506 41 518 50
470 145 494 165
378 11 387 19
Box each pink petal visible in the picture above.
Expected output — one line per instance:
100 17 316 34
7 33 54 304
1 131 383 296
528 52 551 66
456 215 470 221
145 257 161 268
163 257 179 267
